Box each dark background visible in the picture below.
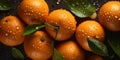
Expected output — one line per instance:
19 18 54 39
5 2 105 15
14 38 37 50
0 0 108 60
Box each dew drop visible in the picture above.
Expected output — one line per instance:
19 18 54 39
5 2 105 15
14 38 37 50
118 18 120 20
68 27 71 29
13 32 15 35
9 31 12 33
95 35 99 39
108 16 111 18
115 16 118 18
69 47 73 51
55 22 57 25
81 29 84 33
8 26 10 28
5 33 8 36
3 22 5 24
28 13 31 15
85 33 87 35
36 27 39 30
16 26 20 30
87 36 90 38
32 44 35 47
31 11 34 13
24 10 27 13
41 14 44 16
56 1 60 4
106 18 109 22
37 46 40 49
38 13 41 15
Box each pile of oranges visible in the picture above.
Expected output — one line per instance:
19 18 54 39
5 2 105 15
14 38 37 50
0 0 120 60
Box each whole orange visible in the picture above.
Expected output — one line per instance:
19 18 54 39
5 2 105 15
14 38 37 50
45 9 76 41
18 0 49 24
0 16 25 46
56 40 85 60
24 31 53 60
98 1 120 31
75 20 105 51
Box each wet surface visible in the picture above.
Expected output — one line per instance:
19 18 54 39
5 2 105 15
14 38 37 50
0 0 108 60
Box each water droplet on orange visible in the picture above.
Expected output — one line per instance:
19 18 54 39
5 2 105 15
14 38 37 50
118 18 120 20
115 16 118 18
5 33 8 36
95 35 100 39
16 26 20 30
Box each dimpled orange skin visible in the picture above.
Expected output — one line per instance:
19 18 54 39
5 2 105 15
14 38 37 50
18 0 49 24
0 16 25 46
87 55 103 60
75 20 105 51
45 9 76 41
98 1 120 31
56 40 85 60
24 31 53 60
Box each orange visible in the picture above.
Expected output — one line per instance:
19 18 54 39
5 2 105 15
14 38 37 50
0 16 25 46
75 20 105 51
24 31 53 60
56 40 85 60
18 0 49 24
45 9 76 41
98 1 120 31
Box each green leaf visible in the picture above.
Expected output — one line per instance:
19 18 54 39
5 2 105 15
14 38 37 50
87 38 109 56
63 0 96 18
0 0 13 11
12 48 24 60
107 32 120 57
54 48 64 60
23 24 45 36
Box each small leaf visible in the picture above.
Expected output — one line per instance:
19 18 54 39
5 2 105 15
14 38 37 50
12 48 24 60
106 31 120 57
63 0 96 18
87 38 109 56
54 48 64 60
0 0 13 11
23 24 45 36
108 36 120 57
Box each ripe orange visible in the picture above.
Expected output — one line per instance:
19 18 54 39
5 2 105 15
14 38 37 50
0 16 25 46
18 0 49 24
98 1 120 31
45 9 76 41
24 31 53 60
56 40 85 60
87 55 103 60
75 20 105 51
